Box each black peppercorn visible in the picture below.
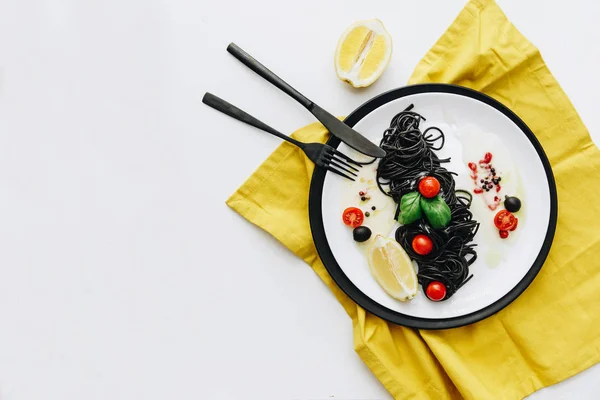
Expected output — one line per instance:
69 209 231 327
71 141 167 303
365 212 370 217
371 206 376 210
361 196 366 201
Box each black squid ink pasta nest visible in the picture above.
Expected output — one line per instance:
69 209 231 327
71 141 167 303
375 104 480 299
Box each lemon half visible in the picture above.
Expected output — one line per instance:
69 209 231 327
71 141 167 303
334 19 392 88
367 235 417 301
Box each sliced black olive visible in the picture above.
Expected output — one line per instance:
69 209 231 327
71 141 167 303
353 226 372 242
504 195 522 212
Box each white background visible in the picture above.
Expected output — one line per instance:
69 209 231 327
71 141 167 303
0 0 598 399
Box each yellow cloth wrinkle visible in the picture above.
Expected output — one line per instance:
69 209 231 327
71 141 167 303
496 318 544 380
226 0 600 398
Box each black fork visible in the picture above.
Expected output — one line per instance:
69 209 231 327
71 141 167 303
202 92 362 181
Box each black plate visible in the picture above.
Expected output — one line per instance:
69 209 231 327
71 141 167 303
308 84 558 330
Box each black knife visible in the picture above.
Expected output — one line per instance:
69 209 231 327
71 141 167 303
226 43 386 159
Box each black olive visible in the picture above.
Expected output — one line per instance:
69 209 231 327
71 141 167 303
504 195 522 212
353 226 372 242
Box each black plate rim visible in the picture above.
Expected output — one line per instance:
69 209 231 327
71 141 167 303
308 83 558 330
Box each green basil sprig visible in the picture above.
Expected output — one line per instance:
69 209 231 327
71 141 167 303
420 195 452 229
396 191 452 229
397 192 422 225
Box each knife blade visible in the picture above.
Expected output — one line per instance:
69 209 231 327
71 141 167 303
309 104 386 158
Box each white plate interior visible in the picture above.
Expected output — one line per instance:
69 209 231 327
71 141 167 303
321 92 551 319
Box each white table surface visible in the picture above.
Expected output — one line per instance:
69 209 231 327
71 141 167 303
0 0 598 399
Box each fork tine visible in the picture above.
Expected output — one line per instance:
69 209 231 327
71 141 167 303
331 155 359 172
328 147 364 167
323 151 359 172
327 158 358 177
325 165 356 181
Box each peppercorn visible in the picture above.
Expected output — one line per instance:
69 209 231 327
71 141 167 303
497 177 502 182
359 191 365 196
361 196 366 201
365 212 370 217
491 168 495 174
371 206 376 210
480 179 484 183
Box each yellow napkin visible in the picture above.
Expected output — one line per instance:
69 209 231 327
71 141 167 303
226 0 600 398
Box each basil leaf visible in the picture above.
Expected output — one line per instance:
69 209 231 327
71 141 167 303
420 195 451 229
397 192 422 225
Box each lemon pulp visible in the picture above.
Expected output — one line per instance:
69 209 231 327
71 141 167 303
367 235 417 301
334 19 392 88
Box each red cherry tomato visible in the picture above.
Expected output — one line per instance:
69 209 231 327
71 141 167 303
418 176 441 198
510 217 519 231
494 210 517 231
342 207 364 228
412 234 433 256
426 281 447 302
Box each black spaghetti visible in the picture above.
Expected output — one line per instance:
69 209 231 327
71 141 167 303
377 104 480 299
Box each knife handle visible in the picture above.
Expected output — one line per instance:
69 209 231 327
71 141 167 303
227 43 313 110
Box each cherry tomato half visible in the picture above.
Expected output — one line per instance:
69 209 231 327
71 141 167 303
342 207 364 228
494 210 517 231
418 176 441 198
412 234 433 256
426 281 447 302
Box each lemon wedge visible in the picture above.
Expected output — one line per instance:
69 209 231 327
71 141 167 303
334 19 392 88
367 235 418 301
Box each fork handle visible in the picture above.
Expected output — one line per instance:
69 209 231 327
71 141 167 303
227 43 313 110
202 92 303 148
